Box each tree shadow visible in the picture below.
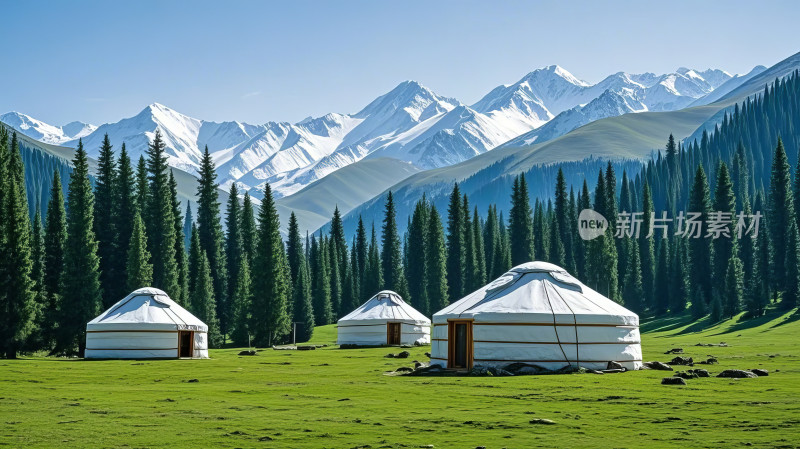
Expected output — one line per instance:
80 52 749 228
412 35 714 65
769 309 800 329
640 313 694 334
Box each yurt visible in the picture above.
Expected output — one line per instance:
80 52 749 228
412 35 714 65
337 290 431 346
430 262 641 371
85 287 209 359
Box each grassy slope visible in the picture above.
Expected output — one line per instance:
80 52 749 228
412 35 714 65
276 157 420 233
1 310 798 448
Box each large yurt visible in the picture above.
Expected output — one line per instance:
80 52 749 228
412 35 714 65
430 262 641 371
85 287 209 359
337 290 431 346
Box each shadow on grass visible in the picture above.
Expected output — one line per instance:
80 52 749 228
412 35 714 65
639 313 694 333
769 309 800 329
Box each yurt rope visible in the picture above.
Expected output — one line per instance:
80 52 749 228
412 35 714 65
542 282 572 368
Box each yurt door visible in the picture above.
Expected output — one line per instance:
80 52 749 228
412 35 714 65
387 322 401 345
448 320 473 369
178 331 193 358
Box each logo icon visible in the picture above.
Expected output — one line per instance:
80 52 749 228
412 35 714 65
578 209 607 240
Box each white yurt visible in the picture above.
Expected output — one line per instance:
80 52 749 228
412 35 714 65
85 287 209 359
337 290 431 346
430 262 641 371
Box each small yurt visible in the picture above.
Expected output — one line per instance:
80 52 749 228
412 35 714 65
85 287 208 359
430 262 641 371
337 290 431 346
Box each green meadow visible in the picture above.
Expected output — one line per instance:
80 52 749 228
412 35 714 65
1 310 799 448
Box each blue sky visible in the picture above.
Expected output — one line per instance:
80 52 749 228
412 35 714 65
3 0 799 125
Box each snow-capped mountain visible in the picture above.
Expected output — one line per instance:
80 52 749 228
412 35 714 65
63 103 266 174
497 66 739 149
2 63 739 199
0 111 96 144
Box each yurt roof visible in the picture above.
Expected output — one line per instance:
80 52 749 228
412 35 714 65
433 262 638 326
87 287 208 332
339 290 430 325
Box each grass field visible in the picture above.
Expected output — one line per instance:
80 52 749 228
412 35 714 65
1 310 799 448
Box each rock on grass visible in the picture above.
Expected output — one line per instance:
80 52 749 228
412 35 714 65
529 418 556 425
643 361 673 371
752 369 769 376
716 370 758 378
661 377 687 385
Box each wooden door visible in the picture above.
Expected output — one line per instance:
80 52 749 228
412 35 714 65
447 320 473 369
387 322 401 345
178 331 193 358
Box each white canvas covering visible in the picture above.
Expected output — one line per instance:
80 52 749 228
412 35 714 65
337 290 431 346
431 262 642 370
85 287 209 359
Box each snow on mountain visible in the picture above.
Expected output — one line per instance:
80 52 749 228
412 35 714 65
0 112 96 144
496 67 741 149
64 103 266 174
3 63 738 201
500 88 648 148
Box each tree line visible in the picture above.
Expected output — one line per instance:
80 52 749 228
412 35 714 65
1 73 799 358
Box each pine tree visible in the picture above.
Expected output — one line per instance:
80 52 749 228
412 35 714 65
94 134 117 307
192 250 222 348
355 216 368 296
169 172 189 306
509 174 534 265
462 195 480 293
548 212 565 266
225 184 243 308
328 236 342 317
495 212 512 275
27 206 46 351
669 238 689 314
195 146 229 336
446 184 465 299
342 237 361 315
363 224 383 298
426 205 449 313
690 285 707 320
622 241 644 314
292 259 315 343
311 235 333 325
653 239 670 314
533 200 548 263
0 134 36 358
473 207 486 287
724 255 744 318
135 155 148 212
58 140 102 357
240 192 256 265
688 165 714 305
251 184 291 345
769 139 796 294
329 206 348 295
406 197 429 315
484 205 501 279
782 222 800 310
555 168 574 271
183 201 193 254
709 291 723 323
126 211 153 291
286 211 303 283
749 194 771 316
230 257 252 346
145 131 179 299
381 191 407 295
712 162 736 296
188 224 201 301
640 183 655 309
43 171 67 345
112 143 136 301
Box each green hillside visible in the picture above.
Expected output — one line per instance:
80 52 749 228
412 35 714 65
276 157 420 233
1 310 797 448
